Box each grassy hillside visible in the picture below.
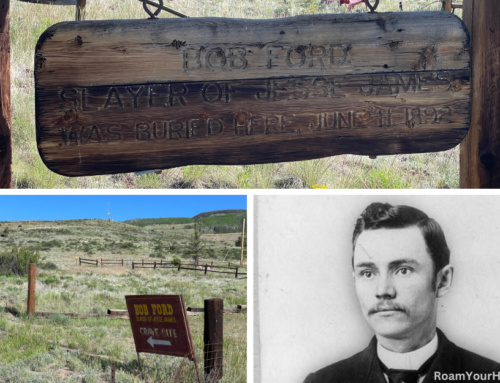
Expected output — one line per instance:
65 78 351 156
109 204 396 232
10 0 460 188
125 210 247 234
0 216 247 264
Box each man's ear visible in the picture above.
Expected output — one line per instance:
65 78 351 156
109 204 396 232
436 265 453 298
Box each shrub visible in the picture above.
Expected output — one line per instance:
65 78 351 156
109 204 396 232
172 257 181 266
0 247 44 276
41 262 57 270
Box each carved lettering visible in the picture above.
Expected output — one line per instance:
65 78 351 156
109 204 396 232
106 125 123 141
205 48 226 70
307 46 326 68
202 82 223 103
208 119 224 136
61 88 80 109
62 126 85 146
153 121 167 139
228 48 248 70
183 48 202 71
104 87 124 109
126 86 145 108
87 125 103 144
169 120 185 139
135 122 151 141
169 84 187 107
190 119 207 138
286 47 306 69
266 46 283 69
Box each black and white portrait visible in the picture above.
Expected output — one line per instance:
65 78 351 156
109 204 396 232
254 195 500 383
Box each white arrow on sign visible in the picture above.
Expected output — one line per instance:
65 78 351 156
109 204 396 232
147 336 172 348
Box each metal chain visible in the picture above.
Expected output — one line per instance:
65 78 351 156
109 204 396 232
142 0 164 19
365 0 380 12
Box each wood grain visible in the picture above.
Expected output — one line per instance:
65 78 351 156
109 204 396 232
18 0 77 5
35 12 471 176
460 0 500 188
0 0 11 187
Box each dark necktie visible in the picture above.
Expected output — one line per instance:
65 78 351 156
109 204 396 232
379 352 436 383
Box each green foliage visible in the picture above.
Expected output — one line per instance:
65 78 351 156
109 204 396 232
1 227 9 237
172 257 181 266
235 235 247 248
0 247 44 276
184 223 204 263
40 262 57 270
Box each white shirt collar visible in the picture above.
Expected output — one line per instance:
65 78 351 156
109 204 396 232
377 333 438 370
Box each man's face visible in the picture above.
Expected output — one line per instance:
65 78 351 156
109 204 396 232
353 227 438 341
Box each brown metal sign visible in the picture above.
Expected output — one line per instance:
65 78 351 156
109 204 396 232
125 295 195 359
35 11 470 176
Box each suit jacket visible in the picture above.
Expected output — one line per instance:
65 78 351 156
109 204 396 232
304 329 500 383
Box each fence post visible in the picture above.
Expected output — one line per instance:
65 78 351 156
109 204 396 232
160 259 162 266
460 0 500 188
101 258 102 266
96 259 98 266
235 267 238 279
205 264 208 274
111 361 115 383
27 263 36 316
240 218 245 266
76 0 86 21
79 257 81 266
0 0 11 189
178 261 181 271
122 259 123 266
142 258 144 266
204 298 223 380
154 261 156 270
132 262 135 270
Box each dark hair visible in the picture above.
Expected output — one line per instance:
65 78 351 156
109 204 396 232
352 203 450 273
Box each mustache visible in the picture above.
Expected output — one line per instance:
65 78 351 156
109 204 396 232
368 302 408 315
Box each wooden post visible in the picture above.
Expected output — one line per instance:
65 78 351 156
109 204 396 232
154 261 156 270
178 261 181 271
27 263 36 316
96 259 98 266
79 257 81 266
0 0 11 189
460 0 500 188
160 259 162 266
132 262 135 270
240 219 245 266
442 0 452 12
205 264 208 274
142 258 144 266
111 362 115 383
204 298 223 380
122 259 123 266
235 267 238 279
76 0 85 21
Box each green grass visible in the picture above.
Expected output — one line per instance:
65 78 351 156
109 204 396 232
10 0 462 188
0 261 246 382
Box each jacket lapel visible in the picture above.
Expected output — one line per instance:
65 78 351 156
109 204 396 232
357 336 388 383
422 329 462 383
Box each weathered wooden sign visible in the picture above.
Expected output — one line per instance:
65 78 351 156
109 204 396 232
125 295 195 359
35 11 470 176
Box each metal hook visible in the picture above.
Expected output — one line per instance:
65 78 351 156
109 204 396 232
143 0 164 19
365 0 380 12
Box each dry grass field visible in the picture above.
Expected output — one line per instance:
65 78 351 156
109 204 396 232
10 0 462 188
0 218 247 382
